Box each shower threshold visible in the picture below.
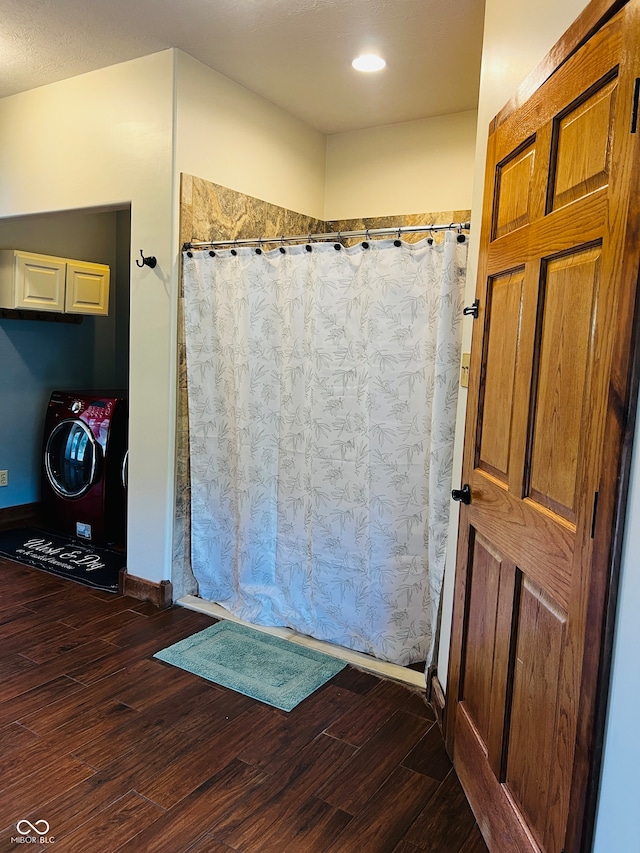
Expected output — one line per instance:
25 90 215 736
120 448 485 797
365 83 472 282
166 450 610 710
177 595 426 689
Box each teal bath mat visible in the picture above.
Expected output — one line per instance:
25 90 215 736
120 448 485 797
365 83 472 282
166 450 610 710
154 620 347 711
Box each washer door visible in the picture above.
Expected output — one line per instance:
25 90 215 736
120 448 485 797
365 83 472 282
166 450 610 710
45 419 101 498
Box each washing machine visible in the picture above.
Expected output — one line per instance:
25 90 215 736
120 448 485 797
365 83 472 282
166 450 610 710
41 390 128 546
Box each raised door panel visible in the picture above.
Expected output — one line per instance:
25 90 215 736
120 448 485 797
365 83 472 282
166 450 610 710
528 246 601 523
65 261 110 315
15 252 66 312
504 578 567 850
550 76 617 212
493 142 537 239
459 532 502 748
477 269 525 483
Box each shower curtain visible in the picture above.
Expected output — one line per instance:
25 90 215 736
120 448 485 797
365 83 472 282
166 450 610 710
182 232 467 665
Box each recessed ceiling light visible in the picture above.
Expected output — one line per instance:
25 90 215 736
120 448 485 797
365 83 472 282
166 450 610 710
352 54 386 73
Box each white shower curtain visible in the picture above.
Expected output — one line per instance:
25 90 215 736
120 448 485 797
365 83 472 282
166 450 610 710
183 232 467 665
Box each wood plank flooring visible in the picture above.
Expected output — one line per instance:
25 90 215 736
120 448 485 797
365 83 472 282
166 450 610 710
0 557 487 852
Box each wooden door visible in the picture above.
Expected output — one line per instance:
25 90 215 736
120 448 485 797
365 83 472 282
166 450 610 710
446 3 640 852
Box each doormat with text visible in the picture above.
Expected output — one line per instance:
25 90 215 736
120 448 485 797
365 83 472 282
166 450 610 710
0 527 124 593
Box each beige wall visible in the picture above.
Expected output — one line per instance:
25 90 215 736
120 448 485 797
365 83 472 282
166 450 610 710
174 51 327 222
324 111 477 220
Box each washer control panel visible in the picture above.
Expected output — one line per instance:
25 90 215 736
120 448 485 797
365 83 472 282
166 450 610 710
85 401 113 419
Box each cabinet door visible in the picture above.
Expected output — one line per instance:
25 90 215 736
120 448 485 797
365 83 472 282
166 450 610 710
15 252 66 312
65 261 110 315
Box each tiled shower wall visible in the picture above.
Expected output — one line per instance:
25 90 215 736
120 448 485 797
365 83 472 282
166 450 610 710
173 172 470 599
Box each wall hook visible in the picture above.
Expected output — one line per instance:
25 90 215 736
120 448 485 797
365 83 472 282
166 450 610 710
136 250 157 269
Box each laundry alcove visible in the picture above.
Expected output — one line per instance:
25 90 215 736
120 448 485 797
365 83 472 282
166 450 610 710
0 205 131 518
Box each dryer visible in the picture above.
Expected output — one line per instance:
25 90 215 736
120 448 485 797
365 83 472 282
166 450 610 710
41 390 128 546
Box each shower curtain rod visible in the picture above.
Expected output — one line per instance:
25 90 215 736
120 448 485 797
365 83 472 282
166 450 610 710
182 221 470 251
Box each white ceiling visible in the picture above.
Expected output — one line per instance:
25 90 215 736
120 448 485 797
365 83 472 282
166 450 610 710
0 0 485 134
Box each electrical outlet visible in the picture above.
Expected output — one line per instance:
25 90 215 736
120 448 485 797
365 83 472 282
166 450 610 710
0 470 7 487
460 352 471 388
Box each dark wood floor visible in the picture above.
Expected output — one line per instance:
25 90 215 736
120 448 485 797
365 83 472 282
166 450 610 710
0 557 487 853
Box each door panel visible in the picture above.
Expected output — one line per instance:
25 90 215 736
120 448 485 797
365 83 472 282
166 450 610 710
505 578 567 849
477 269 525 482
446 3 640 851
528 246 601 522
460 532 503 747
550 75 617 212
494 143 537 239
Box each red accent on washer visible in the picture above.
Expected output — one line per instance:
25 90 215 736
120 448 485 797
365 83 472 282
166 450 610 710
41 390 128 546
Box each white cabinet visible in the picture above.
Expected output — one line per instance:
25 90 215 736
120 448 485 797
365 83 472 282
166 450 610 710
0 250 110 316
64 259 110 315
